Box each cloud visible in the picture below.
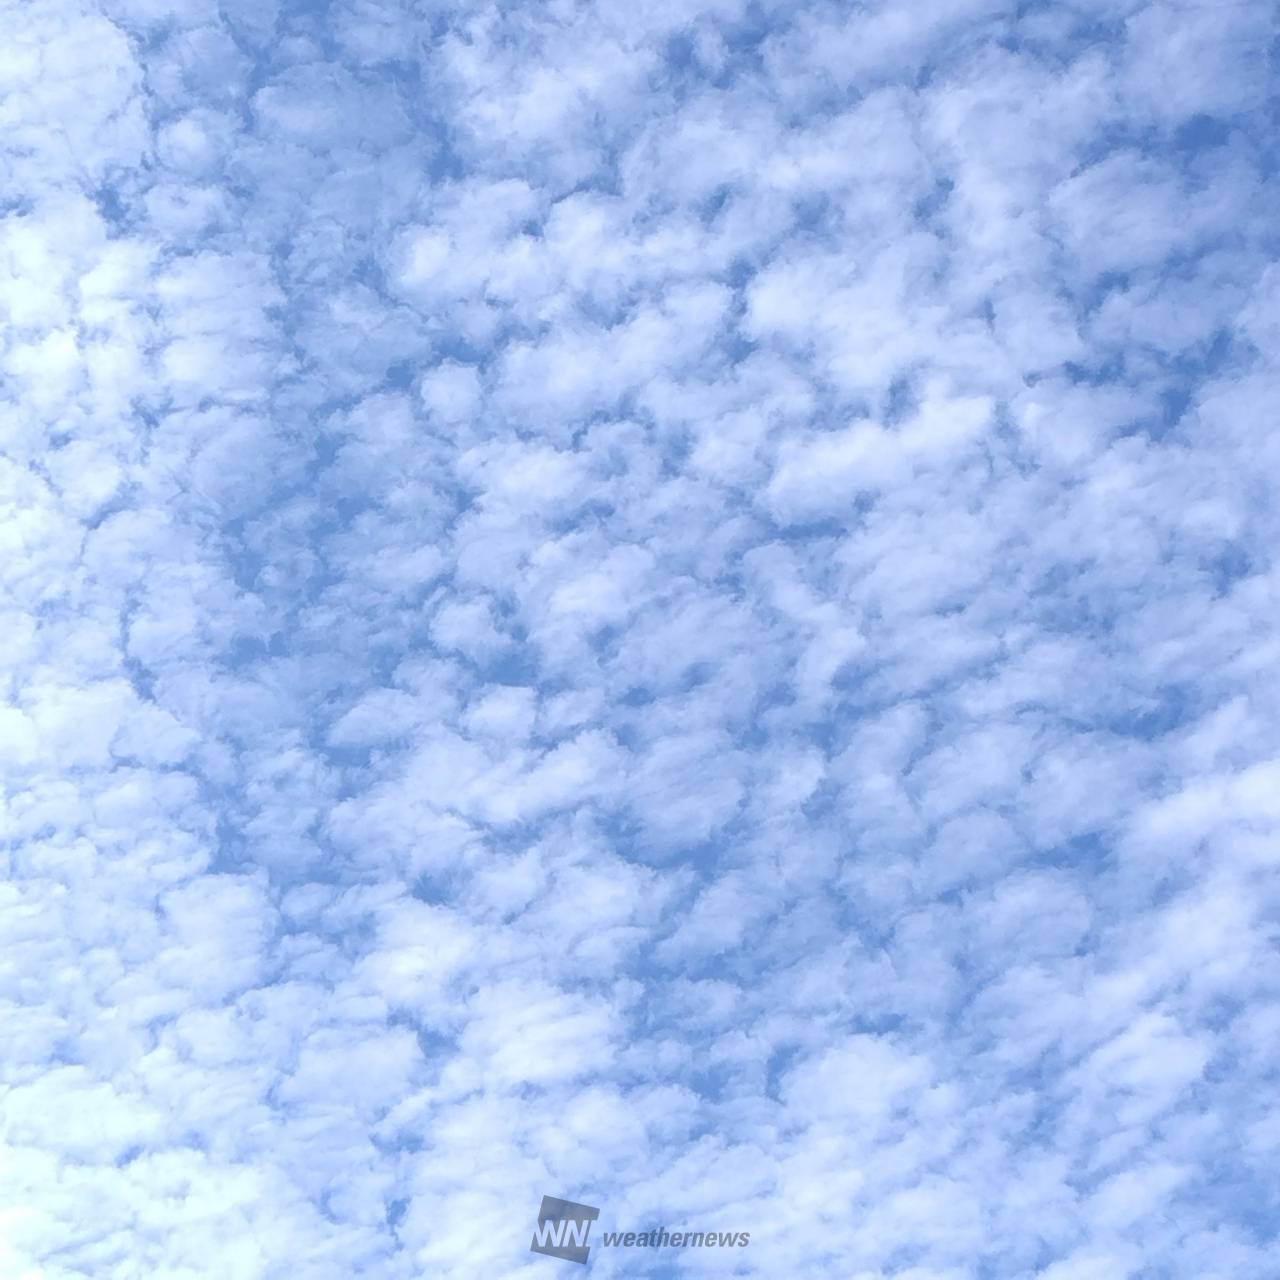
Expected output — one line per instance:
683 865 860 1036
1 0 1276 1276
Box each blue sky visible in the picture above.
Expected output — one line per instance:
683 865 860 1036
1 0 1278 1276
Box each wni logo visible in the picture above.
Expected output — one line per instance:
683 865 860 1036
530 1195 600 1265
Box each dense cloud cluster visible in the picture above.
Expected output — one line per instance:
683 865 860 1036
1 0 1277 1276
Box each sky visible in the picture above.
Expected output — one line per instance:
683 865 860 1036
0 0 1278 1277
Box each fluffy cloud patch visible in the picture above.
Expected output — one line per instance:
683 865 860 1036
1 0 1276 1276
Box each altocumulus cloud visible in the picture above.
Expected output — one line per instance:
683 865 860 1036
1 0 1278 1277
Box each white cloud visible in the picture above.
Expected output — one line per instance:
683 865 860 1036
1 0 1276 1275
